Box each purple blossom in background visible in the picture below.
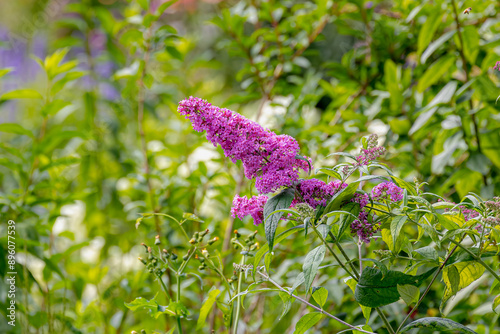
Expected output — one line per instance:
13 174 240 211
292 179 346 208
178 97 310 193
231 195 268 226
356 134 386 166
371 181 404 202
494 61 500 71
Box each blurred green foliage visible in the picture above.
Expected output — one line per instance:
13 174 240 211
0 0 499 333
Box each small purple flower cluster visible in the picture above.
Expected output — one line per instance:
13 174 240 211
350 193 378 243
178 97 310 194
292 179 346 208
341 134 386 175
231 195 269 226
371 181 404 202
357 134 386 166
494 61 500 71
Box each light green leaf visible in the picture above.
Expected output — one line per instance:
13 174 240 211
0 123 34 138
417 11 443 56
344 277 371 321
0 89 43 100
421 30 456 64
312 287 328 308
397 284 420 306
196 288 220 330
293 312 322 334
390 215 407 253
417 55 455 92
303 245 326 295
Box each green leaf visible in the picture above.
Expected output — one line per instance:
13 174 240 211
441 262 485 308
443 265 460 296
318 168 342 180
421 30 456 64
264 252 272 273
493 295 500 313
279 291 293 320
390 176 417 196
0 123 34 138
354 267 437 308
0 67 13 78
254 225 303 275
417 11 443 56
344 277 371 321
417 55 455 92
264 188 295 251
397 284 420 306
293 312 322 334
125 294 176 318
399 317 477 333
196 288 220 330
182 212 203 222
40 100 71 117
303 245 326 295
413 246 438 262
390 215 407 253
0 89 43 100
291 272 305 295
312 287 328 308
324 183 357 213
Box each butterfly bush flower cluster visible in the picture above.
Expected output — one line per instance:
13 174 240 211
342 134 386 175
371 181 404 202
178 97 310 194
231 195 268 226
484 197 500 226
292 179 346 208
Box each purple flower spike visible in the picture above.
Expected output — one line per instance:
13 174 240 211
292 179 347 208
231 195 268 226
371 181 404 202
178 97 310 193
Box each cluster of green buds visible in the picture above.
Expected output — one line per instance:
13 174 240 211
373 249 392 259
189 228 216 245
231 230 259 254
138 236 171 277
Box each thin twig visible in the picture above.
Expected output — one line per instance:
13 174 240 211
257 269 376 334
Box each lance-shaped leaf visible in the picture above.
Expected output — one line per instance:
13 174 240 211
441 262 485 310
294 312 323 334
264 188 295 251
354 267 437 308
399 317 477 333
303 245 326 295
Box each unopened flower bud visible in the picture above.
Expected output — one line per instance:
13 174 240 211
138 257 147 265
155 235 161 245
183 250 191 261
131 331 138 334
202 248 209 257
171 253 178 261
189 238 196 244
141 243 148 252
147 246 152 253
208 237 218 245
200 228 209 237
234 230 241 238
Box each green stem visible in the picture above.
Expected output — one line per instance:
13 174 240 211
376 308 395 334
395 242 461 333
448 239 500 283
159 276 170 301
332 236 360 280
233 256 245 334
176 274 183 334
310 223 356 279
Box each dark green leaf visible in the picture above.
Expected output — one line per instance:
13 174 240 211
399 317 477 333
354 267 437 308
264 188 295 251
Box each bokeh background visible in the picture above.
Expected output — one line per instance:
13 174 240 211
1 0 500 333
